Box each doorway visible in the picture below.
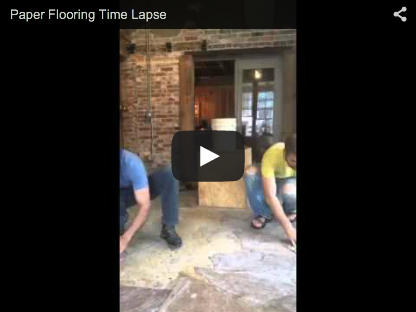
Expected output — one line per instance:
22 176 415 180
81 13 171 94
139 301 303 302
194 60 235 130
182 53 284 163
235 57 283 161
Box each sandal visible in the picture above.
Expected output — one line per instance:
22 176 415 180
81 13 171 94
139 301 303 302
251 215 272 229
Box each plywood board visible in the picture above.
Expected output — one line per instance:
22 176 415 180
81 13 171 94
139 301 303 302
198 147 252 209
198 178 247 209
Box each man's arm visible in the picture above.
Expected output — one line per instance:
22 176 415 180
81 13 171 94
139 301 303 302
262 177 296 244
120 187 151 253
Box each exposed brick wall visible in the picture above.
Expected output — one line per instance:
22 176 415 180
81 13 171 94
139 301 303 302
120 29 296 168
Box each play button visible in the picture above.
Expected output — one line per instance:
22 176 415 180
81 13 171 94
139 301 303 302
171 131 245 182
200 146 219 167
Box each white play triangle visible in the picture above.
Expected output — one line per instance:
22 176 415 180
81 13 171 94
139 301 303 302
200 146 220 167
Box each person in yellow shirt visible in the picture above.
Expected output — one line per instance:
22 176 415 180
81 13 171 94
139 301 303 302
244 134 297 245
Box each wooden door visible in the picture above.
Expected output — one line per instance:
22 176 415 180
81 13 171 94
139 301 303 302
179 55 194 131
195 85 235 124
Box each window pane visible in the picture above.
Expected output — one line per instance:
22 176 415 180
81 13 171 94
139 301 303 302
266 119 273 134
243 68 275 83
242 92 252 110
242 110 252 117
255 120 272 134
257 110 267 119
255 122 264 134
244 95 252 101
242 117 252 125
242 103 251 110
242 117 252 136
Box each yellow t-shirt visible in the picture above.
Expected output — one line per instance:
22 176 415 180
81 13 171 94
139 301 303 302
261 142 296 179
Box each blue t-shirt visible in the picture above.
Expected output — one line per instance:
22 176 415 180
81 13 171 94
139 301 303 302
120 149 148 190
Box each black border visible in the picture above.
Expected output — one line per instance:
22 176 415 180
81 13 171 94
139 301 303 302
6 4 120 310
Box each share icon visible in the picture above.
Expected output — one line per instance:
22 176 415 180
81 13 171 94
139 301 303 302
394 7 407 22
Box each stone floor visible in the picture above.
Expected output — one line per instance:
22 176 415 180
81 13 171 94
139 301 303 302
120 190 296 312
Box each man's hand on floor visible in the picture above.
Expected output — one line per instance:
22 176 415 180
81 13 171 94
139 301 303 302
284 224 297 246
120 235 131 254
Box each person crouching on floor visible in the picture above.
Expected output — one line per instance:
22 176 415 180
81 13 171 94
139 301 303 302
244 134 297 245
120 149 182 254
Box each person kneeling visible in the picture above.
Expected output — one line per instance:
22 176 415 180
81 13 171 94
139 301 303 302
120 149 182 254
244 134 297 245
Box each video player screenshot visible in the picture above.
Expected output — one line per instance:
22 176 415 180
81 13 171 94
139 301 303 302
8 1 412 311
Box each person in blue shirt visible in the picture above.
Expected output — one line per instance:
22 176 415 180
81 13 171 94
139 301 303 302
120 149 182 253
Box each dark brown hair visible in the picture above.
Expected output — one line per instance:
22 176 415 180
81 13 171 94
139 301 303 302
284 133 296 155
